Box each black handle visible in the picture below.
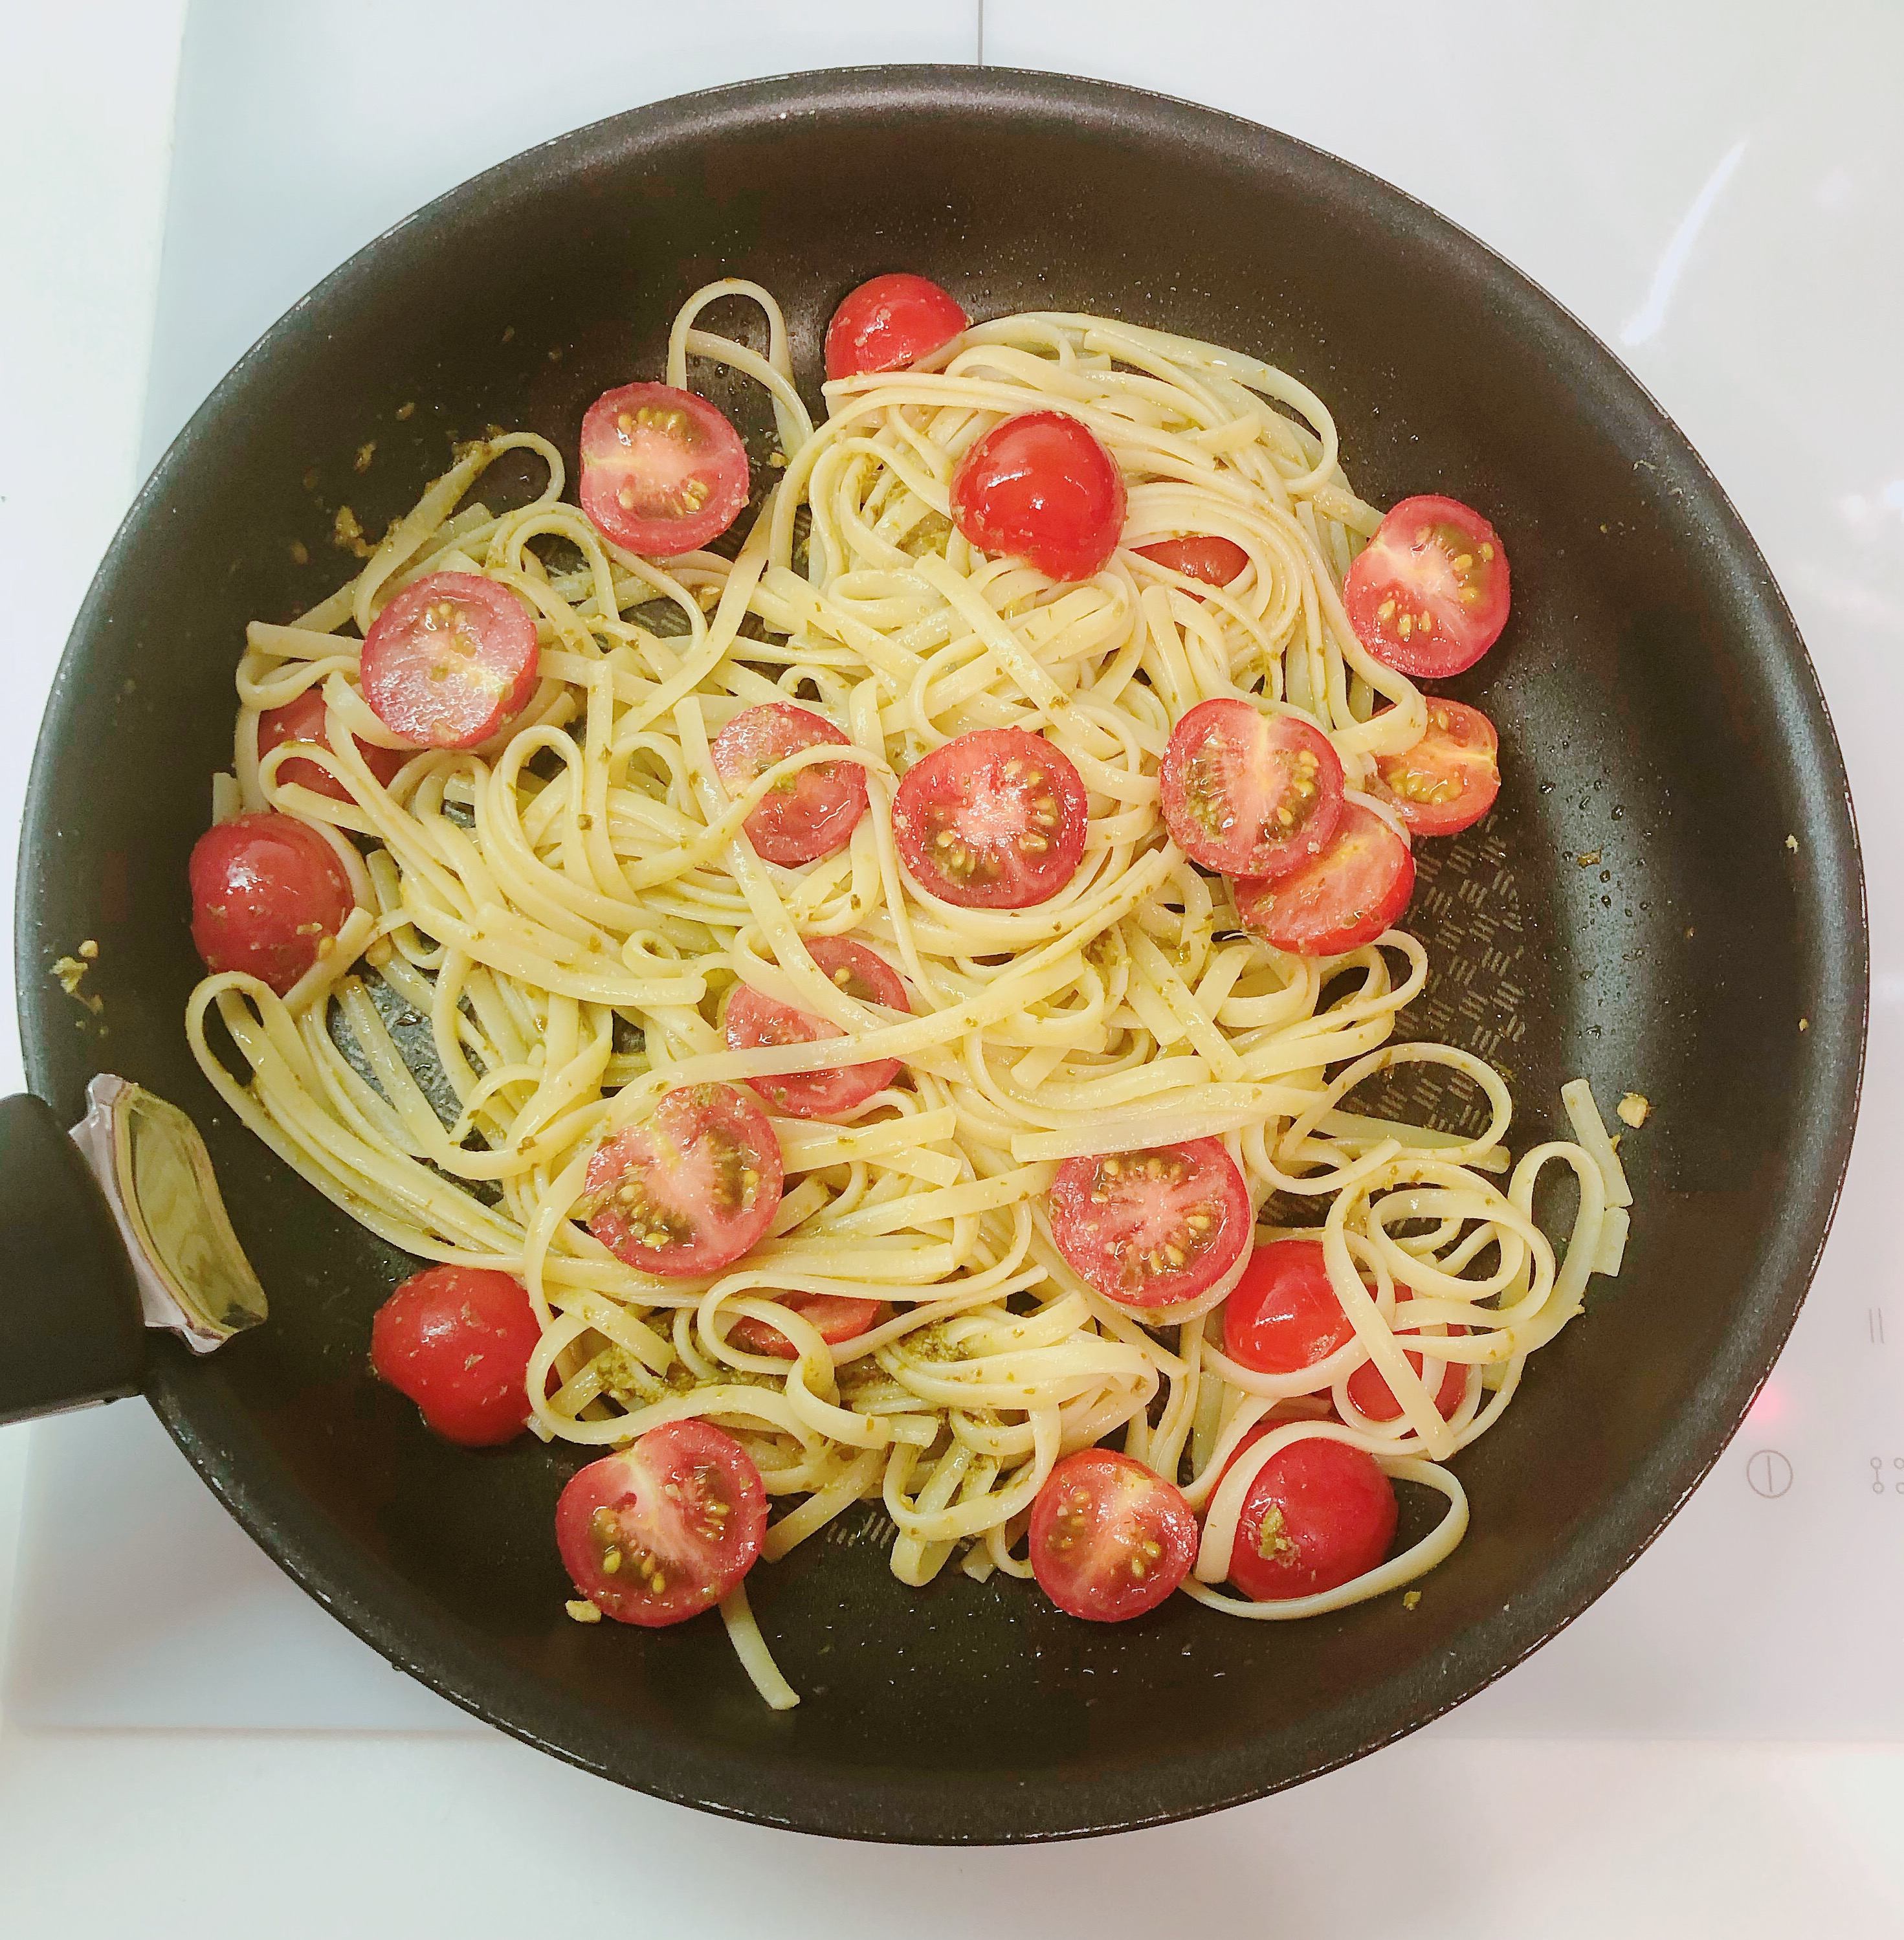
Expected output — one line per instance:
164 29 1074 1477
0 1091 145 1425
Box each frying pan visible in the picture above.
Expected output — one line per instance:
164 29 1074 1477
1 67 1865 1843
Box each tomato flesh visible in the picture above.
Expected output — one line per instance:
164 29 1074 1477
1223 1238 1358 1375
188 812 355 996
710 702 869 867
1345 1323 1469 1423
949 411 1127 582
1159 699 1345 879
1135 535 1250 588
1029 1448 1198 1622
359 572 539 750
369 1264 540 1447
891 728 1089 909
1232 801 1415 956
1344 494 1511 677
825 273 968 380
579 381 751 557
1224 1430 1399 1601
582 1083 782 1278
1049 1137 1252 1309
257 685 406 802
1371 700 1501 838
731 1291 889 1360
724 935 909 1119
555 1420 766 1626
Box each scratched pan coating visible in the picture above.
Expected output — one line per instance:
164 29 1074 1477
16 69 1865 1841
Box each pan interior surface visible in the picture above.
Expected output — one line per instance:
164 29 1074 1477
16 70 1863 1842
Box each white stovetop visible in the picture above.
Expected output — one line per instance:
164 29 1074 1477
4 2 1903 1932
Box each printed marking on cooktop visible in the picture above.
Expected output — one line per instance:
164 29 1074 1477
1876 1457 1904 1497
1872 1307 1887 1346
1746 1449 1793 1498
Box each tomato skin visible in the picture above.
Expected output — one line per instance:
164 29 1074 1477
1224 1431 1399 1601
188 812 355 996
1158 699 1346 880
1223 1239 1358 1375
1371 700 1501 838
1344 495 1511 677
1344 1324 1470 1423
891 728 1089 909
1135 535 1250 588
825 273 968 380
370 1265 540 1447
556 1421 766 1627
582 1084 783 1278
359 572 540 750
730 1291 889 1359
949 411 1127 581
1232 802 1415 956
578 381 751 557
257 686 406 802
1030 1449 1198 1622
724 935 909 1119
709 703 869 867
1049 1137 1252 1309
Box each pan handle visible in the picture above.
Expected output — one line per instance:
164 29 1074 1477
0 1092 146 1426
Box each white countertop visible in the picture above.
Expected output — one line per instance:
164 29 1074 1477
4 2 1903 1932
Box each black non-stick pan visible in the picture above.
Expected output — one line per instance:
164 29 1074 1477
2 68 1865 1842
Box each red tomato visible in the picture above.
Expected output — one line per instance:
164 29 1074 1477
891 728 1088 909
1159 699 1345 879
257 686 407 803
709 703 869 867
1028 1448 1198 1622
825 273 968 380
1371 700 1501 838
949 411 1126 581
369 1264 540 1447
1224 1430 1399 1601
1049 1137 1252 1309
1223 1238 1357 1375
1344 495 1511 676
1232 802 1415 956
724 935 909 1119
555 1420 766 1626
188 812 355 996
578 381 751 557
582 1084 782 1278
1135 535 1250 588
359 572 539 750
730 1291 889 1360
1345 1324 1470 1423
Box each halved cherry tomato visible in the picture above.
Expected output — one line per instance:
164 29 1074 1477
1371 700 1501 838
1135 535 1250 588
723 935 909 1119
582 1084 782 1278
257 685 407 803
730 1291 889 1360
359 572 539 750
369 1264 540 1447
825 273 968 381
949 411 1126 581
1232 802 1415 955
1029 1448 1198 1622
710 703 869 867
1223 1238 1357 1375
555 1420 766 1627
891 728 1088 909
1224 1429 1398 1601
1345 1322 1470 1423
579 381 751 557
188 812 355 996
1049 1137 1252 1309
1344 495 1511 677
1159 698 1345 879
